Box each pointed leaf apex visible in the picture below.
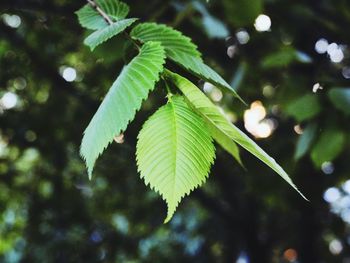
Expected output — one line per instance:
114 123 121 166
136 96 215 222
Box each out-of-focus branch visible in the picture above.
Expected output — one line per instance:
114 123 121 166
0 0 79 15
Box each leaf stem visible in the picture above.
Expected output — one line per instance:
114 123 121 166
163 78 173 97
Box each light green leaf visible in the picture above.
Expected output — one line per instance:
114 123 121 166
209 124 243 166
294 123 318 160
131 23 245 103
81 41 166 178
76 0 129 30
84 18 138 51
311 128 346 168
328 88 350 115
170 54 246 104
136 96 215 223
165 70 307 200
286 94 321 122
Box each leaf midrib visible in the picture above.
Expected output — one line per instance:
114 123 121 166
169 98 178 208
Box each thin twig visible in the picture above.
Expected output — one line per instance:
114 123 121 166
86 0 140 50
87 0 113 25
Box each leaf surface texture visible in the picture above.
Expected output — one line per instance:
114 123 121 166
131 23 244 102
76 0 130 30
165 70 307 200
81 41 166 177
136 96 215 222
84 18 138 50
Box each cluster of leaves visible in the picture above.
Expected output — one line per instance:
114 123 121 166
77 0 305 222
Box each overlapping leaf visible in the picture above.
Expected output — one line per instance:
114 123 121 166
76 0 129 30
81 41 165 177
209 124 243 166
131 23 244 103
130 22 201 58
84 18 138 50
165 70 307 200
136 96 215 222
170 54 246 104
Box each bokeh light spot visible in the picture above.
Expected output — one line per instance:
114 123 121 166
61 67 77 82
323 187 341 203
244 101 276 139
342 67 350 79
315 38 328 54
236 30 250 44
294 124 303 135
312 83 323 93
2 14 21 28
321 162 334 175
283 248 297 262
114 134 125 144
254 14 271 32
329 239 343 255
1 92 18 109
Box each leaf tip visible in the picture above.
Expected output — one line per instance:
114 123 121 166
238 95 248 106
163 205 176 224
298 190 309 202
163 216 171 224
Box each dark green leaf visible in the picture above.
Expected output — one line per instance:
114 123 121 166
328 88 350 115
311 128 346 168
286 94 321 122
222 0 262 27
294 123 318 160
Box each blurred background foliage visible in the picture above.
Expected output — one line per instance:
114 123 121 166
0 0 350 262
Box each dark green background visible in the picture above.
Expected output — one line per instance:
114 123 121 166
1 0 350 262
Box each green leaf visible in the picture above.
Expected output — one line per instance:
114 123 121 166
170 54 246 104
285 94 321 122
165 70 307 200
230 62 247 91
294 123 318 160
136 96 215 223
84 18 137 51
131 23 245 103
222 0 262 27
328 88 350 115
192 2 229 39
311 128 346 168
81 41 166 178
76 0 129 30
261 47 299 69
209 124 243 166
130 22 201 58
